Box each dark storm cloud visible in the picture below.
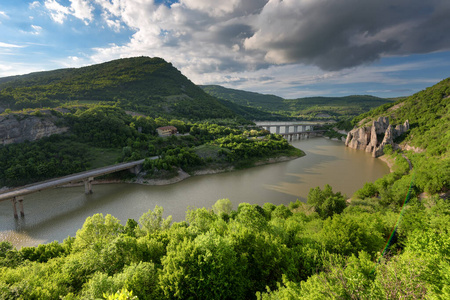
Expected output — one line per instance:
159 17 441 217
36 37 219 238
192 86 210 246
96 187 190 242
243 0 450 70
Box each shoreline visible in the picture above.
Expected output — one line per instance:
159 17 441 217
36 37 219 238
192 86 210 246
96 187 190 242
376 154 395 172
115 155 300 186
55 155 301 188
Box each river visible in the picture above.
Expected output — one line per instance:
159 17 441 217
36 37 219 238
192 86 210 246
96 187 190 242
0 137 389 248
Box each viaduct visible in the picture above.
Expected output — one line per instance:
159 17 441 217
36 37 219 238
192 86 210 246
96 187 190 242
256 123 325 141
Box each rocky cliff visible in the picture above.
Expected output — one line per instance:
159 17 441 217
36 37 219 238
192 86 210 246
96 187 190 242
0 113 68 145
345 116 409 157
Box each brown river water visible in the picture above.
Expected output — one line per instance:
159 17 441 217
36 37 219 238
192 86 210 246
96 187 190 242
0 137 389 248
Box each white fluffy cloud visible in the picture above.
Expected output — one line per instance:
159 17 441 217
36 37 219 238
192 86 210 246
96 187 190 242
70 0 94 24
44 0 93 24
44 0 70 24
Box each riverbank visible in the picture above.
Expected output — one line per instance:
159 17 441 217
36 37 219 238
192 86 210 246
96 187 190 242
51 154 302 189
376 155 395 172
109 155 301 186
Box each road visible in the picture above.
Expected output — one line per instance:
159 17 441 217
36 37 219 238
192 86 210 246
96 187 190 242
0 157 155 202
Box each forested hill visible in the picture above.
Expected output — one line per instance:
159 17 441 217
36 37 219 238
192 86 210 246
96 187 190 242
201 84 392 120
352 77 450 156
0 57 236 120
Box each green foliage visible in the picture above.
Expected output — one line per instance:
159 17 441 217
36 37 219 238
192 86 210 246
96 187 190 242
355 182 379 199
103 288 138 300
73 213 124 252
68 105 137 148
160 231 247 299
19 240 66 263
0 134 91 186
0 188 449 299
319 213 386 257
212 198 233 218
307 184 347 219
138 206 172 235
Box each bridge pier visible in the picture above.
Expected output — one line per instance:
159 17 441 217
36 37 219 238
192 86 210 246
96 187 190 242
11 197 24 218
84 177 94 194
276 126 280 134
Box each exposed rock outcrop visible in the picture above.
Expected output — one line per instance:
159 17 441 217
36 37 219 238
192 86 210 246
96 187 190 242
345 117 409 157
0 113 68 145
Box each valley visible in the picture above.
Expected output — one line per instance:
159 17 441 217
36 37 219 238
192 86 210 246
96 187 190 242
0 57 449 299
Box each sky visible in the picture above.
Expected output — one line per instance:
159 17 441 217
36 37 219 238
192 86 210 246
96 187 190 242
1 0 450 99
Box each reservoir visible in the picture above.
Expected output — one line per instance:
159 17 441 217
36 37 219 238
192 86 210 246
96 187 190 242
0 138 389 248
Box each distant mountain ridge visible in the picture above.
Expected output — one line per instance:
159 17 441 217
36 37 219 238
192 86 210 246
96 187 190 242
0 57 236 120
201 85 393 120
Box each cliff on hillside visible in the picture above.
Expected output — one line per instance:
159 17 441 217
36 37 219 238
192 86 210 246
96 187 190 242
346 77 450 158
0 111 68 145
345 116 409 157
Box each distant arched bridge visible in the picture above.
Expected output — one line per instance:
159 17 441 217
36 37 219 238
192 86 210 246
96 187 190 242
256 123 326 141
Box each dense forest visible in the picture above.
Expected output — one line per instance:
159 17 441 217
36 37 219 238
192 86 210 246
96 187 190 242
202 85 393 120
0 104 301 187
0 67 449 298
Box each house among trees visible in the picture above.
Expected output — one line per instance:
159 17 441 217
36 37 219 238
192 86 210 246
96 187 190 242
157 126 177 137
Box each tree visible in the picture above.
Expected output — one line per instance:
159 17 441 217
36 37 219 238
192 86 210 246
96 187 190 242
159 231 247 299
73 214 124 251
212 198 233 215
307 184 347 219
138 205 172 235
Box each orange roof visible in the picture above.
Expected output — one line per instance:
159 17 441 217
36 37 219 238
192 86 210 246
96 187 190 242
157 126 177 130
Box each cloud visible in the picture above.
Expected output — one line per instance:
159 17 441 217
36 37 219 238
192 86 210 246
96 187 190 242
0 11 9 18
31 25 43 35
34 0 449 98
79 0 450 78
44 0 70 23
243 0 450 70
70 0 94 25
29 2 41 9
44 0 94 24
0 42 24 48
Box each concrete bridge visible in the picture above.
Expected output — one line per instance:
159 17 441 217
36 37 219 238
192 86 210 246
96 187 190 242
256 123 325 141
0 158 151 218
257 123 315 134
281 130 326 141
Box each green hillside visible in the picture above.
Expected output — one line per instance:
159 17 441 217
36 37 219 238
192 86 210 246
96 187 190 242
216 98 287 121
201 85 285 109
0 57 236 120
353 77 450 156
201 84 392 120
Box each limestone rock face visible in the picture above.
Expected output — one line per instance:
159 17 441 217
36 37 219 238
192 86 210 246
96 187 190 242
345 126 371 150
0 114 68 145
345 117 409 157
